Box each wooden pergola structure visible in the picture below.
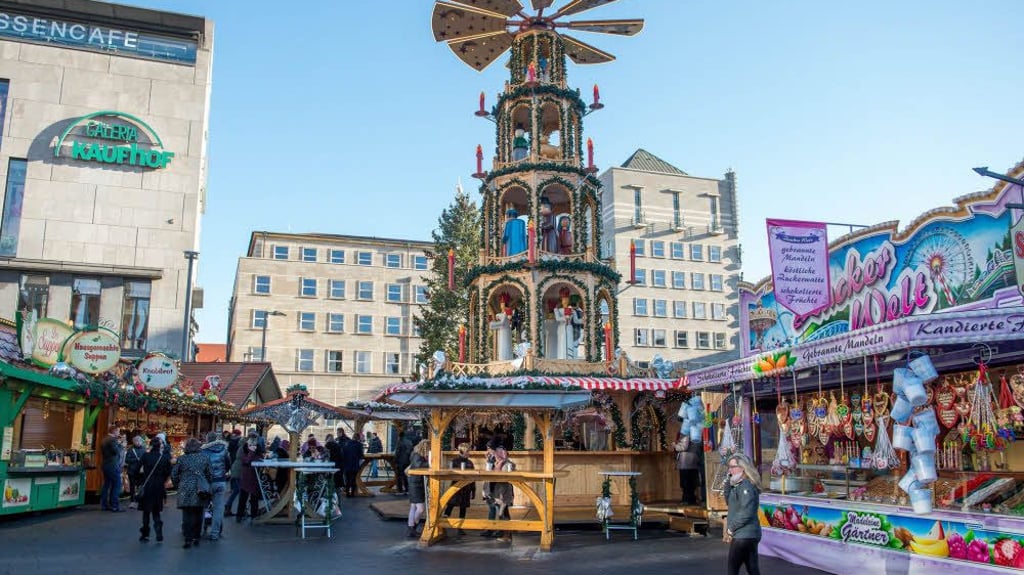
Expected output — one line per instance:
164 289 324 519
388 388 590 551
327 403 422 496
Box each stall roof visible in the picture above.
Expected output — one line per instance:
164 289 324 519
385 389 592 410
179 362 282 408
376 375 682 400
330 404 421 422
0 361 80 393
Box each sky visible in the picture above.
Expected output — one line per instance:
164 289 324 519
123 0 1024 343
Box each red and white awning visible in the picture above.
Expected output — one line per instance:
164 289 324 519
373 376 683 401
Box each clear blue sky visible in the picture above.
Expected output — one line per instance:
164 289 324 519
124 0 1024 343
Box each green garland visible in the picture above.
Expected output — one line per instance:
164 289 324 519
466 259 621 287
484 161 600 185
534 273 592 359
629 393 668 451
474 274 532 362
420 378 582 392
591 391 627 448
512 412 526 450
442 426 454 451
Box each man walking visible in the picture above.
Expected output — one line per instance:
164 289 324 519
100 425 125 512
393 431 413 495
201 431 232 540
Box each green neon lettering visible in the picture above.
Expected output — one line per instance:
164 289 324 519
159 151 174 167
70 140 88 159
101 145 117 163
116 146 129 164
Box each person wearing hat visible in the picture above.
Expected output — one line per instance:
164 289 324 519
502 207 526 256
481 438 513 540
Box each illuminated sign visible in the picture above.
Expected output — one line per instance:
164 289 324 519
53 111 174 169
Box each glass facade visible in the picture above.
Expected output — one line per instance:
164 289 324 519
121 280 150 351
0 158 27 256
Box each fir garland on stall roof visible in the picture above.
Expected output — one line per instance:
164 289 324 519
419 378 581 392
591 391 627 448
512 412 526 450
630 393 668 451
443 425 454 451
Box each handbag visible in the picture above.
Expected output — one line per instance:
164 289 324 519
196 471 212 499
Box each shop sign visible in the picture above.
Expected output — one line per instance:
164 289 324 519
2 478 30 507
1012 214 1024 296
0 10 197 64
766 219 831 317
136 353 180 389
30 318 74 368
53 111 175 169
67 330 121 374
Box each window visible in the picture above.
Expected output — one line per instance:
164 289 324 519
386 317 402 336
675 331 689 348
634 269 647 285
329 279 345 299
633 298 648 316
651 241 665 258
671 271 686 289
0 158 26 256
691 273 705 290
121 281 150 351
414 255 428 270
385 352 400 374
673 301 688 318
670 242 685 259
709 245 722 263
70 277 101 329
298 312 315 331
690 244 703 261
252 310 268 329
0 80 8 142
652 329 666 347
411 322 422 338
696 331 711 349
672 191 682 228
327 350 343 372
710 274 724 292
300 277 317 297
651 270 666 288
715 332 728 349
712 303 726 320
693 302 707 319
633 189 643 222
329 249 345 264
653 299 667 317
634 328 649 346
273 246 288 260
355 351 371 374
357 251 372 266
297 349 314 371
710 196 720 230
247 346 264 362
19 274 49 319
328 313 344 333
253 275 271 294
414 285 428 304
633 240 646 257
301 247 317 262
357 315 373 334
357 281 373 300
385 253 402 268
386 283 403 302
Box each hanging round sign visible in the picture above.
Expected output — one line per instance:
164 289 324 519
67 330 121 374
31 318 75 368
135 353 180 389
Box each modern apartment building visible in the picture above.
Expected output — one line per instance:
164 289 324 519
0 0 212 358
600 149 741 368
226 231 432 411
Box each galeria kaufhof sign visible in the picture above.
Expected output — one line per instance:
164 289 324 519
53 111 174 169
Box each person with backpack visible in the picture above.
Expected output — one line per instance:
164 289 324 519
200 431 231 541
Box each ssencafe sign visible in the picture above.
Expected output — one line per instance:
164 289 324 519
135 353 180 389
67 330 121 374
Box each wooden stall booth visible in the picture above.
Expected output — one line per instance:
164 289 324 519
330 401 421 497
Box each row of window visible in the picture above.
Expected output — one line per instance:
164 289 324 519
248 349 406 375
270 246 429 270
633 269 725 291
635 329 729 350
253 275 428 303
632 299 728 320
632 189 722 232
252 310 418 337
631 241 724 262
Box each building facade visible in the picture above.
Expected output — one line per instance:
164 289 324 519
0 0 212 358
227 231 432 411
600 149 740 368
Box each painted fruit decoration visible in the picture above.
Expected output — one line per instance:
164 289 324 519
764 505 832 537
994 538 1024 568
909 521 948 558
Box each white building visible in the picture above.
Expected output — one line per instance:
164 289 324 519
0 0 213 358
600 149 741 368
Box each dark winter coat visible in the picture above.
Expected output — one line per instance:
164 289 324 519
341 437 365 472
394 437 413 470
137 447 172 513
124 445 146 478
171 451 212 509
724 477 762 541
201 439 231 482
240 449 262 494
407 453 428 504
228 436 243 477
448 455 476 508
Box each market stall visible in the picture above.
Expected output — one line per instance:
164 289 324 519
331 401 421 497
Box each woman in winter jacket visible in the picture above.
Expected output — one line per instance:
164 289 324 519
236 439 264 522
171 438 212 549
136 437 172 543
724 454 762 575
405 440 430 538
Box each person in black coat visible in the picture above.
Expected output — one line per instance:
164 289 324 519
341 432 365 497
443 443 476 534
393 431 413 494
137 438 172 543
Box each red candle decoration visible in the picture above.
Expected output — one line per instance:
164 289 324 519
476 145 483 173
587 137 594 169
479 91 485 112
447 248 455 290
527 62 536 83
527 219 536 263
593 84 600 105
629 239 636 284
476 91 489 117
458 324 466 363
603 322 613 361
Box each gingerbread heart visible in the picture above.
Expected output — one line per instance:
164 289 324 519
1010 374 1024 408
776 401 790 424
864 423 877 443
935 384 956 409
874 391 891 416
938 406 959 428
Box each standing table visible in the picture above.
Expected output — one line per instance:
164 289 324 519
294 467 338 538
598 471 643 540
250 460 336 525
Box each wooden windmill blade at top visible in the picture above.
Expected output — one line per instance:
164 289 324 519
432 0 644 71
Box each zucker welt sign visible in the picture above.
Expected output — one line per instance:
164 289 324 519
53 111 174 169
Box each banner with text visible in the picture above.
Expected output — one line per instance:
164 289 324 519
766 219 831 318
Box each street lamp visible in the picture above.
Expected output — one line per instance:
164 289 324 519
181 250 199 361
260 310 286 363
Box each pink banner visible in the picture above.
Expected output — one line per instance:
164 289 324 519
766 218 831 317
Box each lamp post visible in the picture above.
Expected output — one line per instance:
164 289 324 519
260 310 286 363
181 250 199 361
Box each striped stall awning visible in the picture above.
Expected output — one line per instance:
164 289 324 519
373 376 683 401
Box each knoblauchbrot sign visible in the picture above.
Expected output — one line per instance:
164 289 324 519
136 353 179 389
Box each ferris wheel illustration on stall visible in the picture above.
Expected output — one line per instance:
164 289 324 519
906 226 974 308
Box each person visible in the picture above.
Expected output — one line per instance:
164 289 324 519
124 434 146 509
300 434 319 458
341 432 365 497
675 433 702 505
568 297 584 360
367 432 383 478
171 438 213 549
557 215 573 254
137 437 172 543
200 431 231 541
225 429 243 517
502 207 527 256
724 454 762 575
393 431 413 495
236 436 263 522
512 125 529 161
540 197 557 253
405 439 430 538
481 438 513 541
443 443 476 535
329 430 347 495
100 424 125 512
489 307 514 361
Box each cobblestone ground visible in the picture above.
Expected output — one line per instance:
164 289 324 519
0 494 829 575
